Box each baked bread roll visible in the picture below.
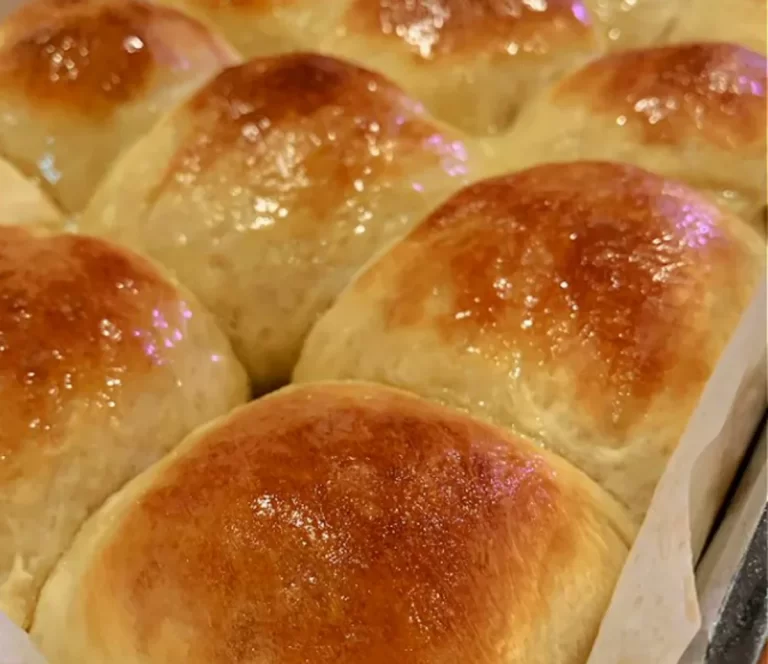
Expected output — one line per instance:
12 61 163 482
666 0 767 54
318 0 604 135
0 226 248 629
0 156 63 230
0 0 239 213
294 162 765 520
81 53 484 392
499 43 767 227
31 382 634 664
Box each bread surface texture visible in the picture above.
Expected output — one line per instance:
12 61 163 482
81 52 486 391
666 0 767 54
498 43 767 226
295 161 765 520
32 381 632 664
0 225 248 628
0 0 239 212
318 0 605 134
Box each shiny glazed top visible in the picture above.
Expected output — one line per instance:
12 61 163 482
83 383 623 663
0 0 235 118
181 0 279 5
554 43 767 149
365 162 761 437
152 52 471 224
343 0 596 60
0 226 193 466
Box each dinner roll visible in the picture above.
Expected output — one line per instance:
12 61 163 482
499 43 767 227
32 382 634 664
81 53 484 392
153 0 326 58
0 156 63 230
0 226 248 629
666 0 767 54
0 0 239 213
294 162 765 520
318 0 604 135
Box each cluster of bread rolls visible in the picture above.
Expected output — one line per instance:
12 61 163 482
0 0 764 662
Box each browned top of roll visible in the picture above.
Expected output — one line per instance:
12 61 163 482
554 43 767 149
171 0 280 7
151 52 462 219
342 0 596 60
165 0 283 6
0 226 183 460
371 161 761 435
76 382 628 663
0 0 234 118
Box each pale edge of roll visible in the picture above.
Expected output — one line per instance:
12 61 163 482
2 282 764 664
587 276 768 664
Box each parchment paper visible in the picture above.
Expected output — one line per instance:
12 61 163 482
0 612 46 664
587 276 768 664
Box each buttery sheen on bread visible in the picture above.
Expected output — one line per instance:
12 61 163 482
318 0 604 135
32 382 634 664
295 161 765 520
498 43 767 227
0 226 248 629
0 0 238 213
81 52 484 392
157 0 688 135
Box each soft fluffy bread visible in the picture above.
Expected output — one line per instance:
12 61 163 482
161 0 687 135
666 0 767 54
318 0 604 135
153 0 327 58
0 226 249 629
498 43 767 227
32 381 633 664
0 0 239 213
80 52 486 391
294 162 765 520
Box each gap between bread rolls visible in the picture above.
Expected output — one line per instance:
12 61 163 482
80 52 489 393
0 0 240 214
294 161 764 522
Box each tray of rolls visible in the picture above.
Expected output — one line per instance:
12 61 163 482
0 0 764 662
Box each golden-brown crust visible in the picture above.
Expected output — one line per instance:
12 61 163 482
554 43 767 149
344 0 596 60
373 161 757 437
0 226 181 460
152 53 444 217
0 0 233 118
83 383 586 662
176 0 287 7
